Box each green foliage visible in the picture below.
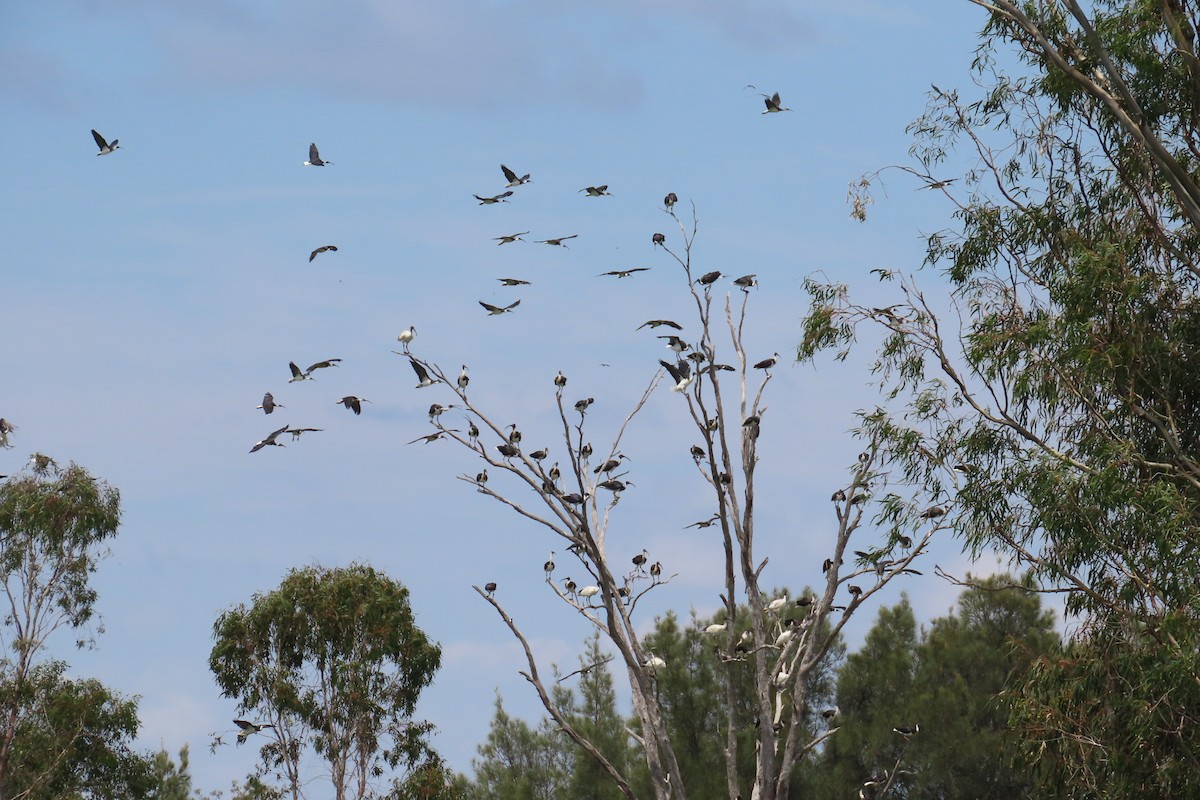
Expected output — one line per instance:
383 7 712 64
210 562 442 800
560 634 631 800
148 745 193 800
468 694 570 800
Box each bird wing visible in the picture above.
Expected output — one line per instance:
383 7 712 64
233 719 255 731
265 424 289 442
504 299 521 311
658 359 685 384
479 301 501 312
409 357 431 383
309 143 320 161
289 361 304 379
597 185 608 193
501 164 518 182
91 129 108 150
306 358 342 372
772 92 782 105
499 191 513 199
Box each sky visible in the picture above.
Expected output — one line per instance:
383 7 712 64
1 0 1017 794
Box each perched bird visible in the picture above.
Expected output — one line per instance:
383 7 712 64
580 442 593 459
897 535 913 549
760 91 792 113
494 232 529 245
548 462 561 483
544 552 556 574
428 403 452 421
397 326 416 351
408 357 436 388
767 596 788 613
649 561 662 578
644 653 667 673
537 234 578 248
696 271 723 286
637 319 681 330
848 585 863 597
704 621 727 635
920 505 947 519
256 392 283 415
561 492 586 504
467 420 480 444
91 129 120 155
500 164 531 186
286 427 322 440
574 397 594 413
458 365 470 390
652 232 666 246
659 334 689 353
733 274 758 290
580 185 612 196
308 245 338 262
336 396 370 415
497 443 520 458
250 425 290 453
303 143 331 166
599 268 651 278
498 277 531 286
475 191 513 205
484 581 498 597
507 424 522 444
821 706 839 720
579 585 601 599
563 577 578 595
593 454 627 474
690 444 706 461
893 724 920 736
831 489 846 502
632 550 648 570
529 448 548 461
554 371 567 388
660 359 694 392
234 719 275 744
475 469 488 484
754 353 781 370
664 192 678 210
480 300 521 315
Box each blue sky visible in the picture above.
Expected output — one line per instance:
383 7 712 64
1 0 1013 793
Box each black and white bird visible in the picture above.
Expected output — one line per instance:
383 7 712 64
256 392 283 415
574 397 594 413
600 268 651 278
250 425 290 453
664 192 678 210
288 362 310 383
638 319 681 331
336 396 370 415
753 353 781 371
652 232 666 246
659 335 689 353
484 581 498 597
397 326 416 351
733 274 758 290
286 427 322 440
893 724 920 736
457 366 470 391
475 191 513 205
0 419 15 449
594 454 627 474
498 277 531 286
580 185 612 196
309 245 338 262
695 271 723 286
480 300 521 315
404 357 436 388
305 358 342 374
660 359 694 392
500 164 531 187
303 143 331 166
760 92 792 113
494 231 529 245
234 719 275 744
554 371 567 389
289 358 342 382
537 234 578 248
91 129 119 155
544 551 556 574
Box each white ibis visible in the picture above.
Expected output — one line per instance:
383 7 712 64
303 143 331 166
250 425 290 453
537 234 578 248
660 359 694 392
599 268 651 278
664 192 678 210
579 585 600 599
309 245 338 262
91 129 119 155
580 185 612 197
704 621 727 636
500 165 531 186
397 326 416 351
753 353 781 370
336 396 370 415
767 596 788 613
256 392 283 414
480 299 520 315
234 719 275 743
760 92 791 113
408 357 436 388
637 319 681 331
644 654 666 673
474 191 513 205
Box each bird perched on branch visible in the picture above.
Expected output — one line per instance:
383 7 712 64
660 359 694 392
753 353 781 371
652 232 666 246
664 192 678 210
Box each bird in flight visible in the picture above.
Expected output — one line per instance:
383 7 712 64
250 425 290 453
91 129 120 156
599 268 650 278
256 392 283 414
498 277 531 286
309 245 338 262
580 185 612 197
494 231 529 245
303 143 331 166
760 91 791 113
335 396 371 415
537 235 578 248
660 359 694 392
234 719 275 743
475 191 513 205
407 357 436 388
288 358 341 382
637 319 682 331
286 427 322 440
480 299 521 315
500 165 531 187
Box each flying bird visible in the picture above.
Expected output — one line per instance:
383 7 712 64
686 516 720 529
498 277 531 286
537 234 578 247
500 165 531 186
288 361 310 382
659 334 689 353
637 319 681 331
91 129 119 155
660 359 694 392
408 358 436 388
480 299 521 315
303 143 331 166
599 268 651 278
760 92 791 113
580 185 612 197
256 392 283 414
335 396 370 415
234 719 275 743
286 427 322 440
407 431 457 445
475 191 513 205
305 358 342 374
664 192 678 210
250 425 290 453
494 232 529 245
309 245 338 262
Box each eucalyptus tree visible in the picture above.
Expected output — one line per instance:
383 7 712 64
405 210 932 800
803 1 1200 794
209 563 445 800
